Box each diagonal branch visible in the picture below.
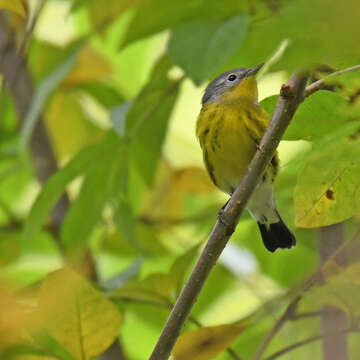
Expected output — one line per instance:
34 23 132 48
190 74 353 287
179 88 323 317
148 73 308 360
264 327 360 360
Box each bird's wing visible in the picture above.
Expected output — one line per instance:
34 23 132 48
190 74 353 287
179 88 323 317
243 107 270 145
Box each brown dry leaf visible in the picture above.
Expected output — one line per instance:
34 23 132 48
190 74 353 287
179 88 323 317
172 324 244 360
39 267 122 360
63 47 113 87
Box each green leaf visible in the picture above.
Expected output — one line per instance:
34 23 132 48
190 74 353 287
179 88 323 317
169 245 199 295
302 263 360 316
295 123 360 228
113 197 141 251
122 0 248 47
125 57 181 186
31 330 76 360
168 15 249 85
61 136 127 252
24 143 105 243
260 91 360 141
77 83 124 109
20 50 79 153
110 272 173 307
228 0 360 71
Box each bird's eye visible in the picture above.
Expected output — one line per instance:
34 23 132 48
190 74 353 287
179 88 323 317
227 74 237 82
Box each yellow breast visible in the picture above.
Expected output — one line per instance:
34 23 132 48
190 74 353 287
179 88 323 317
196 102 258 194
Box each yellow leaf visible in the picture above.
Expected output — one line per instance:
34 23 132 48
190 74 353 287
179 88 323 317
39 267 122 360
89 0 142 30
63 47 113 87
0 0 27 18
0 287 35 349
173 324 244 360
45 91 104 160
174 167 216 194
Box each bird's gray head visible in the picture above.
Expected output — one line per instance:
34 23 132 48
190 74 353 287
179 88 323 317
201 63 263 105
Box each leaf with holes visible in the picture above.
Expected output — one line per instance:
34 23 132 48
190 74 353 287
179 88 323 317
39 267 122 360
294 123 360 228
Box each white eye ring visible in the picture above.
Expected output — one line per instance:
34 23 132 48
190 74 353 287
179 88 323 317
227 74 237 82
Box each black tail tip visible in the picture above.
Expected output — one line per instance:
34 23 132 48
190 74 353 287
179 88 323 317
257 219 296 253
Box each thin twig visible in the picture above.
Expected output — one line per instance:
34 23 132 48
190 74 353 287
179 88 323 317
18 0 46 58
252 297 300 360
148 73 308 360
264 327 360 360
252 225 360 359
305 64 360 97
289 311 324 321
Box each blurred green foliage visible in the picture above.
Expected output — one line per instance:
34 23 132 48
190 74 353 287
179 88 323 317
0 0 360 359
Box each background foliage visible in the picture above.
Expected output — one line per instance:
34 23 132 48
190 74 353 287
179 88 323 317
0 0 359 359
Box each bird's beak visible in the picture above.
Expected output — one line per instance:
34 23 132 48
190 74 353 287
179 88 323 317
246 63 264 77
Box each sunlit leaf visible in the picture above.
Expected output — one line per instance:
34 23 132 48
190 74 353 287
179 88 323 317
295 123 360 227
45 91 105 160
63 47 113 87
20 50 79 152
24 142 106 243
172 324 244 360
0 0 27 18
169 15 249 85
39 268 122 360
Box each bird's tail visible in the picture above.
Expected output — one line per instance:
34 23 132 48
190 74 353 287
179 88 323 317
257 215 296 253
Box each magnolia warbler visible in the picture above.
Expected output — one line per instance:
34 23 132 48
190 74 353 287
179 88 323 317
196 64 296 252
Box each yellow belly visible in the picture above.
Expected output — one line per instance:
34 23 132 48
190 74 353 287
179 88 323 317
196 103 257 194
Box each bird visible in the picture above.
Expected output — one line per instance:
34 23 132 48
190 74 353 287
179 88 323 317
196 63 296 252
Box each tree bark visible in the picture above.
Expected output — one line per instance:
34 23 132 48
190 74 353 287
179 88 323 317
319 223 348 360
